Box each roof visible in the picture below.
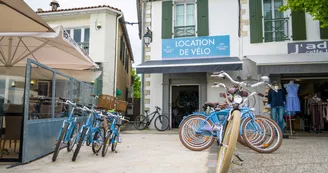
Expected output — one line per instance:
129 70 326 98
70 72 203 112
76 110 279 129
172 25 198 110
36 5 121 13
36 5 134 62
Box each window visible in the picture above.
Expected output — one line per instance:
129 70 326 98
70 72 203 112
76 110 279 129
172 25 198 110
174 3 196 37
120 36 125 62
66 28 90 53
125 50 129 73
263 0 289 42
73 29 82 43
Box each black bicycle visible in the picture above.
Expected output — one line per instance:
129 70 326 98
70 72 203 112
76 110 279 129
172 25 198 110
134 106 170 131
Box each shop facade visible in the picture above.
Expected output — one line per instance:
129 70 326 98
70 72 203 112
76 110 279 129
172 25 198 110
136 0 247 129
240 0 328 133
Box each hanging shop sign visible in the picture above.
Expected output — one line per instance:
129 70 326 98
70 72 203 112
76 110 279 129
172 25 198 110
162 35 230 59
288 41 328 54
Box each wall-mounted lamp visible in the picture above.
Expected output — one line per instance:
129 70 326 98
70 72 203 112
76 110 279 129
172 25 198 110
91 81 95 84
144 27 152 47
95 22 102 30
11 81 16 87
30 80 35 86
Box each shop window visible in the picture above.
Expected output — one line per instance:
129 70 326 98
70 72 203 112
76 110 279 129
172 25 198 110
263 0 289 42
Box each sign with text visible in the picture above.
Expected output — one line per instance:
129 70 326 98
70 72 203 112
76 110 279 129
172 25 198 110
162 35 230 59
288 41 328 54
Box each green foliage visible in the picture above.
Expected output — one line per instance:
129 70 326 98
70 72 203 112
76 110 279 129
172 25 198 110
132 68 141 98
279 0 328 28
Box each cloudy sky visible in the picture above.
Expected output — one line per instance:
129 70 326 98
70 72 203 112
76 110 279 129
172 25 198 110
25 0 142 66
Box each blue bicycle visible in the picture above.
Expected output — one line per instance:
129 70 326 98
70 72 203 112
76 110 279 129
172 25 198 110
72 106 106 161
52 99 81 162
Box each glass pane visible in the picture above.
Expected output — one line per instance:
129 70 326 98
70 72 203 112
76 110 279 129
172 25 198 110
29 67 54 120
73 80 82 106
274 0 284 18
263 0 272 19
186 4 195 26
82 84 92 107
175 4 185 26
84 28 90 42
0 72 25 159
73 29 81 43
54 75 70 118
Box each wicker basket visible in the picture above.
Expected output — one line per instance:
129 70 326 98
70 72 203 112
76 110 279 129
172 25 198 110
97 94 116 110
115 100 128 113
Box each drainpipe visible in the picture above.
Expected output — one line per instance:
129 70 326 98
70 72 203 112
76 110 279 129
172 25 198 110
113 12 123 97
140 0 146 116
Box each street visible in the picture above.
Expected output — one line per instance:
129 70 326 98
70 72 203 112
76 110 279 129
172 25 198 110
1 132 328 173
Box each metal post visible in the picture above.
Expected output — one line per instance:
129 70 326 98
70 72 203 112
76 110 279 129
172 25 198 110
22 59 32 163
140 0 147 115
69 79 74 113
51 72 56 119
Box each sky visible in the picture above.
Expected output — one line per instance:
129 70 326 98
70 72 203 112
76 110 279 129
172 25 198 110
25 0 142 66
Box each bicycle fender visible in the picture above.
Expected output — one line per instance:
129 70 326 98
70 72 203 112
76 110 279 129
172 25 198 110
178 113 209 128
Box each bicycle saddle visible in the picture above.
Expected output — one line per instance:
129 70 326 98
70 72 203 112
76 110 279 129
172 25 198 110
204 102 219 107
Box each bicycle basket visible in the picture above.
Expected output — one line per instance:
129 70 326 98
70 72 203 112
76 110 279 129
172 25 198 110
115 100 128 113
98 94 116 110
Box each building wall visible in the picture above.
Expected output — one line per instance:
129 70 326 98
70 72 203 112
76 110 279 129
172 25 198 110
240 0 323 56
116 24 132 101
41 11 133 97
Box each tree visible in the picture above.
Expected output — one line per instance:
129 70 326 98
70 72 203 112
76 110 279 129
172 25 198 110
280 0 328 27
131 68 141 98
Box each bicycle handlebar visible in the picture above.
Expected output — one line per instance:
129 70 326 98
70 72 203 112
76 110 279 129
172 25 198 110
65 100 76 106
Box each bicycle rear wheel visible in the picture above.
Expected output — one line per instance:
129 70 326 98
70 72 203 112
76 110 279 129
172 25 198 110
216 111 241 173
102 130 112 157
52 124 68 162
92 128 105 154
154 115 169 131
67 122 80 152
134 115 148 130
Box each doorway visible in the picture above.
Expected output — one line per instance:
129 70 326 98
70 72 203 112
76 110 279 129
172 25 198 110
171 85 199 128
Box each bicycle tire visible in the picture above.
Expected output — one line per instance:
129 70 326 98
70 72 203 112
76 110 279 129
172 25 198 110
72 127 87 161
133 115 148 130
111 134 117 152
154 115 169 131
242 115 282 153
92 128 105 154
238 117 268 149
67 122 80 152
179 115 215 151
52 124 68 162
102 129 111 157
216 111 241 173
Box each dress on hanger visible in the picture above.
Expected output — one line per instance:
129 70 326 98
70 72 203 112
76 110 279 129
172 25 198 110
285 83 300 112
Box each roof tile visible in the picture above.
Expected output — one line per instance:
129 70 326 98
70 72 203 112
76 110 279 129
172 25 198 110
36 5 121 13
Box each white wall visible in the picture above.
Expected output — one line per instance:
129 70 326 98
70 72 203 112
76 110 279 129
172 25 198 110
241 4 323 56
43 12 118 96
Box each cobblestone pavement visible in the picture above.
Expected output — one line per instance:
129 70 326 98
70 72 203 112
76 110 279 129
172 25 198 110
0 132 209 173
206 136 328 173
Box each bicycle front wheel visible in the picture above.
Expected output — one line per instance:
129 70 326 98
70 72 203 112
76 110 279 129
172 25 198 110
154 115 170 131
217 110 241 173
72 127 87 161
52 124 68 162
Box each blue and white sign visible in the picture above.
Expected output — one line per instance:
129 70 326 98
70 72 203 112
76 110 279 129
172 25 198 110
162 35 230 59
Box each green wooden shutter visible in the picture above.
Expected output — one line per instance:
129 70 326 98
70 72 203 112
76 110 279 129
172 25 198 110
292 11 307 40
249 0 263 43
162 1 172 39
320 22 328 39
197 0 209 36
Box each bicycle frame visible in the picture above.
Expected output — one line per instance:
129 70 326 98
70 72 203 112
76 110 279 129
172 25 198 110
56 105 78 143
145 110 160 125
76 111 104 145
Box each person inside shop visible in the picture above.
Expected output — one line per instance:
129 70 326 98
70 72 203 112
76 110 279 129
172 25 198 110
268 81 286 133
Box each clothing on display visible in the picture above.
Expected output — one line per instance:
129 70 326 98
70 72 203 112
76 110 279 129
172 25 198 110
284 81 301 112
268 87 286 133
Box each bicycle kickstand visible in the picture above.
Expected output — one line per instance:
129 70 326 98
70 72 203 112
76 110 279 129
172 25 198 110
231 154 244 166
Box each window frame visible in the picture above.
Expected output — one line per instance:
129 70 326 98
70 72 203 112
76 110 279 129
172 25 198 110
261 0 290 42
172 1 197 38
